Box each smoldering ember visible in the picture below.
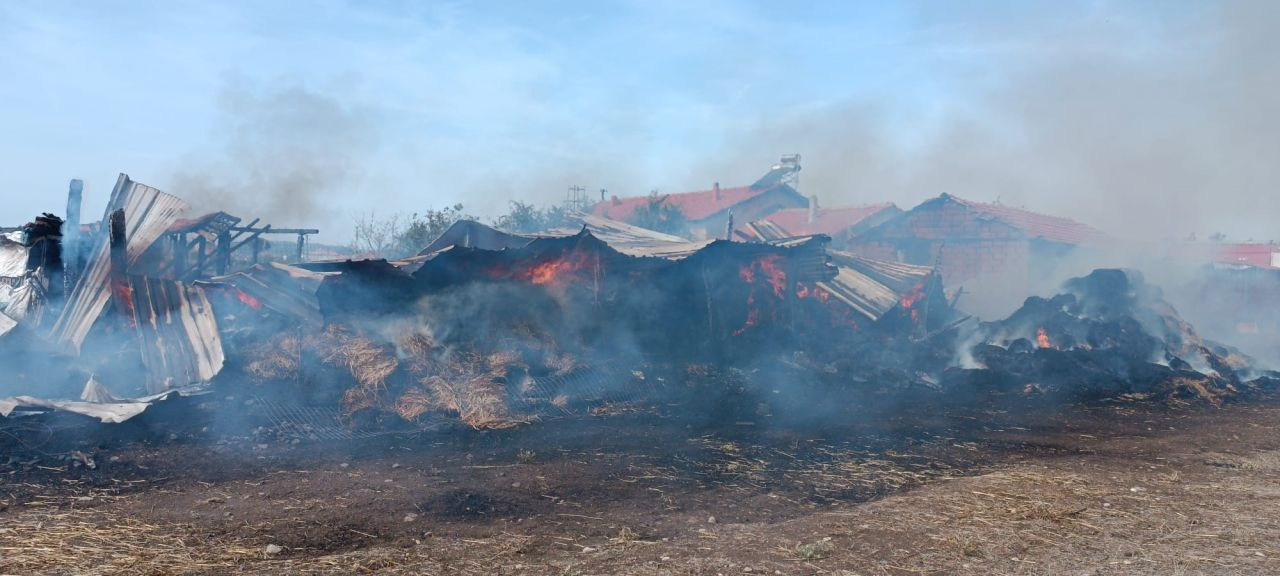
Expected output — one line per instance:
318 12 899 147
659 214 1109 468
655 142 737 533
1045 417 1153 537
2 162 1279 575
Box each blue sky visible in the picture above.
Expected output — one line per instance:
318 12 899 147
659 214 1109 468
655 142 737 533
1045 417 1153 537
2 1 1274 241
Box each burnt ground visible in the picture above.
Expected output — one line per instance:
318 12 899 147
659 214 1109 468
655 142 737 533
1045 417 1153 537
2 391 1280 575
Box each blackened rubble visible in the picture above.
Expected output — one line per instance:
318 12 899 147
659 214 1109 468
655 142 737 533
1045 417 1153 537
952 269 1270 404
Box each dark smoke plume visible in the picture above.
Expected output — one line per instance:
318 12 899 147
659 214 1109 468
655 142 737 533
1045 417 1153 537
169 79 379 228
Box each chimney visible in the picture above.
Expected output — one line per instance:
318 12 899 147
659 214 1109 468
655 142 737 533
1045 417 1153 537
611 195 620 205
808 195 819 224
713 182 721 201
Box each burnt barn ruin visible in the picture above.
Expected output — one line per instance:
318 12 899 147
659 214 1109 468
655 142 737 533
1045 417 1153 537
2 173 1274 433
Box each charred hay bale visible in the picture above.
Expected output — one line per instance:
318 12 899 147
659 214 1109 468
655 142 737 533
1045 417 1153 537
420 374 528 430
243 333 301 382
393 386 435 422
309 325 402 419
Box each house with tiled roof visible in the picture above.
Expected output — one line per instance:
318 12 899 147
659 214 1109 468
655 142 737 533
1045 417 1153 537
847 193 1107 306
1209 243 1280 269
590 159 808 239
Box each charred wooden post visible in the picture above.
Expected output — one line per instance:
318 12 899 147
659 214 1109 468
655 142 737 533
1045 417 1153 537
252 236 263 264
194 235 208 277
107 208 134 324
295 232 305 262
173 233 189 278
215 230 231 275
63 179 83 294
22 213 65 320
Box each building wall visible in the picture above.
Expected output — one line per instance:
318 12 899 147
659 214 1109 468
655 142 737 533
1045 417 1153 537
849 198 1032 284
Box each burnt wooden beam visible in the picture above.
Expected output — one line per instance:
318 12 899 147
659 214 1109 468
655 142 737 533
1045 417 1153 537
230 224 271 254
229 226 319 235
215 231 231 275
63 179 84 292
174 233 189 276
226 218 260 243
192 236 208 279
107 208 134 324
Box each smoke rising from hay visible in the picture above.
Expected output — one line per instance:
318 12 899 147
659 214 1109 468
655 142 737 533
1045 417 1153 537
169 80 379 228
695 0 1279 242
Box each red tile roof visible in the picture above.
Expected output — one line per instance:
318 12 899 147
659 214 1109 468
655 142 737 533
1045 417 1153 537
946 194 1106 245
759 203 898 237
1213 243 1279 268
591 184 778 222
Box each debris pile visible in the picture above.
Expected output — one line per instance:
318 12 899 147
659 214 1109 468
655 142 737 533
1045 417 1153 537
955 269 1267 404
2 176 1274 430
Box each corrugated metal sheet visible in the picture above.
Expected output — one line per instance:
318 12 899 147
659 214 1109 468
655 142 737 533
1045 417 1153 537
830 250 934 294
551 214 713 260
417 216 715 262
0 278 43 324
0 386 203 423
818 250 933 322
0 231 27 278
740 219 791 242
129 276 224 393
206 262 331 326
0 311 16 339
417 220 534 255
50 174 189 352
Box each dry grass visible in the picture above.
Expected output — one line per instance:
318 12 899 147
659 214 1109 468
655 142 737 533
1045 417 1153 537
0 503 258 575
5 409 1280 575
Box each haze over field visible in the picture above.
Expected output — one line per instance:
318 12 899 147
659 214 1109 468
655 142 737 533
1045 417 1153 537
2 1 1276 243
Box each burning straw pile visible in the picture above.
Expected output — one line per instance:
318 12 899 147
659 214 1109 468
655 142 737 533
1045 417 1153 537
955 269 1268 404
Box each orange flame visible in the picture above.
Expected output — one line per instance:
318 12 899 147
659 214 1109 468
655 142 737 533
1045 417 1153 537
899 282 925 309
732 307 760 336
795 283 832 302
507 251 596 286
737 254 786 297
525 259 579 285
236 289 263 310
757 254 786 297
1036 327 1051 349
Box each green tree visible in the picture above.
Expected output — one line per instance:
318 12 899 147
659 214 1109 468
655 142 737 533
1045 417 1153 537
393 204 475 257
626 191 689 236
493 200 573 233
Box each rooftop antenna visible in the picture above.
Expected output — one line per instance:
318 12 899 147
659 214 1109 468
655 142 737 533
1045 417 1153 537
565 185 589 212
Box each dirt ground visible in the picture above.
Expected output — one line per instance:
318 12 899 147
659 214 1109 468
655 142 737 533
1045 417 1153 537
3 393 1280 575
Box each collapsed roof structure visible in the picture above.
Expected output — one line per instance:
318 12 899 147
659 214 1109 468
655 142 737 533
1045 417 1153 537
0 178 954 426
